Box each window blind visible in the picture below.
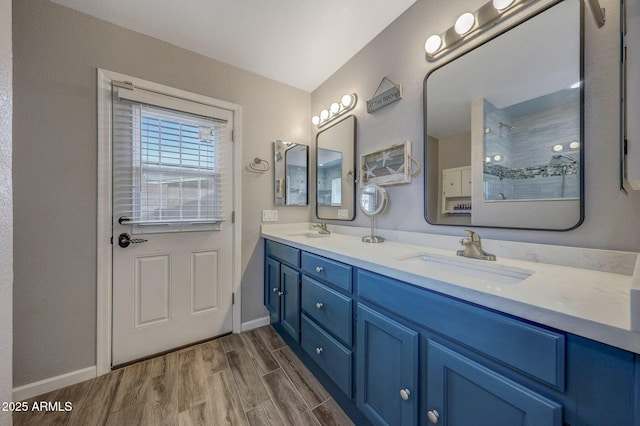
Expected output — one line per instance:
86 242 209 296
112 84 230 227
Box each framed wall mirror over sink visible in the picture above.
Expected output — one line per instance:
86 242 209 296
316 115 357 221
424 0 584 230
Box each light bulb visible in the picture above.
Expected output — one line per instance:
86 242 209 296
424 35 442 54
330 102 340 114
341 94 354 107
320 109 329 120
553 144 563 152
455 12 475 35
311 115 320 125
569 141 580 149
493 0 515 11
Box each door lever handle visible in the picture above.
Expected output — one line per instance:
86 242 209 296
118 233 148 248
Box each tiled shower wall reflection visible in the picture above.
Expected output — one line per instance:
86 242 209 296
483 98 580 200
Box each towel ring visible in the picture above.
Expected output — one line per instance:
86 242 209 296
249 157 270 172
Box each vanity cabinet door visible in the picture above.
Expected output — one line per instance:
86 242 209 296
265 257 281 324
426 339 562 426
280 264 301 342
264 256 300 342
356 303 418 426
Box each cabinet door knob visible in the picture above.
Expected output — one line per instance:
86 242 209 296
316 302 324 309
272 287 279 293
315 347 323 355
427 410 440 424
399 388 411 401
315 266 323 273
277 291 283 296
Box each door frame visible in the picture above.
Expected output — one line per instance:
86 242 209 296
96 69 243 376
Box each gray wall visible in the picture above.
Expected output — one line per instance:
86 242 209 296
1 0 12 421
311 0 640 251
13 0 310 386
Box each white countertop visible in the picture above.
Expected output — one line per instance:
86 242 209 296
261 223 640 355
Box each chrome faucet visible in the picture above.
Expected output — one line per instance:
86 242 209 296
313 221 330 235
457 229 496 261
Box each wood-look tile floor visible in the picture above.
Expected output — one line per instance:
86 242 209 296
14 325 354 426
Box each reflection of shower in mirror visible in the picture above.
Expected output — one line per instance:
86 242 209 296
549 154 577 165
549 154 577 198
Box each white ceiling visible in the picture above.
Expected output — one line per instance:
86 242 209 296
51 0 417 92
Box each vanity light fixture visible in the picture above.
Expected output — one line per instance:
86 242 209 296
425 0 604 60
312 93 358 128
455 12 476 35
493 0 515 10
424 35 443 55
424 0 539 60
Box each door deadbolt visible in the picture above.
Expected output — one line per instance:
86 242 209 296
118 233 148 248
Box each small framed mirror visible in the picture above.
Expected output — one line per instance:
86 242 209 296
360 183 388 243
274 140 308 206
316 115 356 220
424 0 583 230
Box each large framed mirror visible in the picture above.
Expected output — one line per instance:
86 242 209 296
274 140 308 206
424 0 583 230
316 115 356 220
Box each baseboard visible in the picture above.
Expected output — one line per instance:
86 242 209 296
12 366 97 401
241 316 270 332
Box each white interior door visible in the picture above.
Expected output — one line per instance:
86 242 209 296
110 86 234 366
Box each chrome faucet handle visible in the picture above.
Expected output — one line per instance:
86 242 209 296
313 221 330 234
460 229 475 245
464 229 479 240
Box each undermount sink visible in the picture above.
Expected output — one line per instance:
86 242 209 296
287 232 332 239
396 253 534 285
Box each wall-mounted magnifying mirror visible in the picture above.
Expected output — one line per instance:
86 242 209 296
424 0 583 230
316 115 356 220
274 140 308 206
360 183 388 243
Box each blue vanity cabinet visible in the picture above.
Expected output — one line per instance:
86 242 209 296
356 303 419 426
264 240 301 342
262 239 640 426
426 339 562 426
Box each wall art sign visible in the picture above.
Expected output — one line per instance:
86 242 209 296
366 76 402 113
360 141 420 187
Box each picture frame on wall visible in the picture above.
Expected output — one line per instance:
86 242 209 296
360 140 418 187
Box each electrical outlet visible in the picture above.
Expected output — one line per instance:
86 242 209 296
262 210 278 222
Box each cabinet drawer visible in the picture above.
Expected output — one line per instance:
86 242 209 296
357 269 565 390
266 240 300 267
302 276 352 346
301 314 353 397
301 252 352 292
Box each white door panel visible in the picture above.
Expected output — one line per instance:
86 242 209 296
112 227 233 365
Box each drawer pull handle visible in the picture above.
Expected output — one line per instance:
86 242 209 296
427 410 440 424
400 388 411 401
316 302 324 309
315 347 323 355
315 266 323 273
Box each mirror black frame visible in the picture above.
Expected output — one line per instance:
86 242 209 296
316 115 357 221
423 0 584 231
273 140 309 206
